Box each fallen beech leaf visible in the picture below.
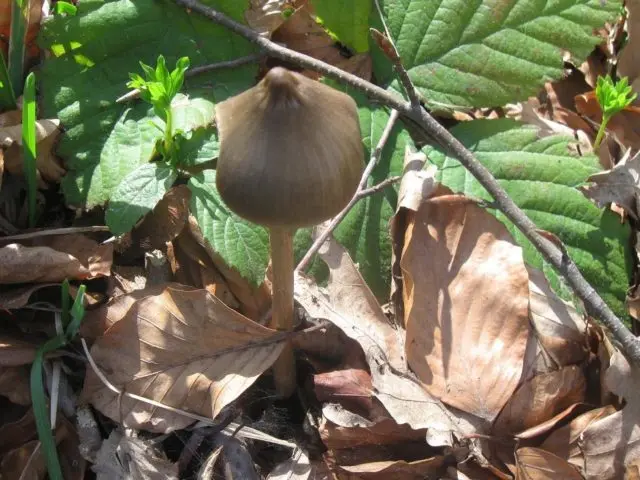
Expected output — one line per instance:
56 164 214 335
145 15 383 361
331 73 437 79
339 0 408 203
0 118 60 147
400 194 530 421
339 458 444 480
295 240 481 442
493 365 585 435
267 449 312 480
0 335 38 366
82 285 284 433
0 235 113 283
314 368 374 415
528 268 588 368
515 447 583 480
93 429 178 480
580 149 640 220
618 0 640 93
0 409 36 455
133 185 191 250
540 405 617 466
0 283 58 309
0 366 30 404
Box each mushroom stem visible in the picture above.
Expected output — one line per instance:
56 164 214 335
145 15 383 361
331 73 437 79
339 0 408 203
269 226 296 397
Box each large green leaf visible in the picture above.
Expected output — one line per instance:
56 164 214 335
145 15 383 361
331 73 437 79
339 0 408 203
38 0 256 207
424 119 632 318
295 88 412 298
311 0 372 53
189 171 270 287
105 162 177 235
377 0 621 108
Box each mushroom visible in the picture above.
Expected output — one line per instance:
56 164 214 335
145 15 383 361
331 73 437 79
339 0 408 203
215 67 364 396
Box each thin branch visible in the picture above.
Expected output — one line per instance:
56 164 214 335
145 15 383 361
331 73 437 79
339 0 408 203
0 225 110 242
358 175 401 198
173 0 640 366
296 110 400 272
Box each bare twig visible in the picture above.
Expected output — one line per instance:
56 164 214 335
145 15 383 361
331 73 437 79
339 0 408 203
173 0 640 366
0 225 110 242
116 54 264 103
296 110 400 272
358 175 401 198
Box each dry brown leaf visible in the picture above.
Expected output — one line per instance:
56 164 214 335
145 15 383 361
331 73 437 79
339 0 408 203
493 365 586 435
271 5 372 80
514 403 589 441
0 235 113 283
82 285 285 432
528 267 588 368
515 447 583 480
338 458 444 480
400 194 531 422
133 185 191 250
0 283 58 309
187 218 270 320
0 0 42 61
580 149 640 220
314 368 373 415
295 240 481 443
619 2 640 93
0 335 38 366
93 429 178 480
0 409 36 455
0 366 31 404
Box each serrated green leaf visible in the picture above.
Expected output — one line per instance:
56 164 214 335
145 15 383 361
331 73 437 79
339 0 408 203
424 119 632 319
106 162 177 235
177 127 219 167
311 0 372 53
189 171 270 286
170 94 215 135
72 104 161 207
377 0 622 108
39 0 256 207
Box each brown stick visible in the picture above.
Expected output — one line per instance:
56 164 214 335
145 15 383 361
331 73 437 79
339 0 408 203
269 227 296 397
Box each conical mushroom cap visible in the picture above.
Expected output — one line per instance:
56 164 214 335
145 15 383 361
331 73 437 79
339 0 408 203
215 67 364 228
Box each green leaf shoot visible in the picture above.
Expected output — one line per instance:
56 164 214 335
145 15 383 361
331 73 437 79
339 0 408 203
594 75 638 149
22 71 37 227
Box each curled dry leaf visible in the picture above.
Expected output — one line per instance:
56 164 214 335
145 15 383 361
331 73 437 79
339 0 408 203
245 0 287 37
0 235 113 284
267 448 312 480
295 240 481 443
82 285 285 433
400 194 531 422
580 149 640 220
314 368 374 415
0 335 38 366
515 447 583 480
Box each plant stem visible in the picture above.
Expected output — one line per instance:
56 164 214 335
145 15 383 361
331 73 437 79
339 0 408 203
165 108 174 160
269 227 296 397
594 114 610 150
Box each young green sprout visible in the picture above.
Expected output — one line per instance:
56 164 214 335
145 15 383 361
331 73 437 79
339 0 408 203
594 75 637 149
215 67 364 396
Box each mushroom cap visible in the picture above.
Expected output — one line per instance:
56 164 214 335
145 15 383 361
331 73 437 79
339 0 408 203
215 67 364 228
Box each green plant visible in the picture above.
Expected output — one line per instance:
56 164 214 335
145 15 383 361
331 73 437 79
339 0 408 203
0 52 17 109
53 1 77 15
127 55 190 164
22 71 37 227
594 75 637 149
9 0 29 96
30 280 86 480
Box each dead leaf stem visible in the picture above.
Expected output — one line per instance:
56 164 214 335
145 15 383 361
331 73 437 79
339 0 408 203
172 0 640 367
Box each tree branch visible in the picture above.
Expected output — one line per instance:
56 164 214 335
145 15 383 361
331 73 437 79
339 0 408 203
173 0 640 366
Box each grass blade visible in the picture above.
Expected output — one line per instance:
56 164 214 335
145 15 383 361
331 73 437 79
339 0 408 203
30 335 66 480
0 52 17 109
22 71 37 227
9 0 29 96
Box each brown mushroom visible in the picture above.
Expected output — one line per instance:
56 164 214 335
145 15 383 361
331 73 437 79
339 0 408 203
215 67 364 396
